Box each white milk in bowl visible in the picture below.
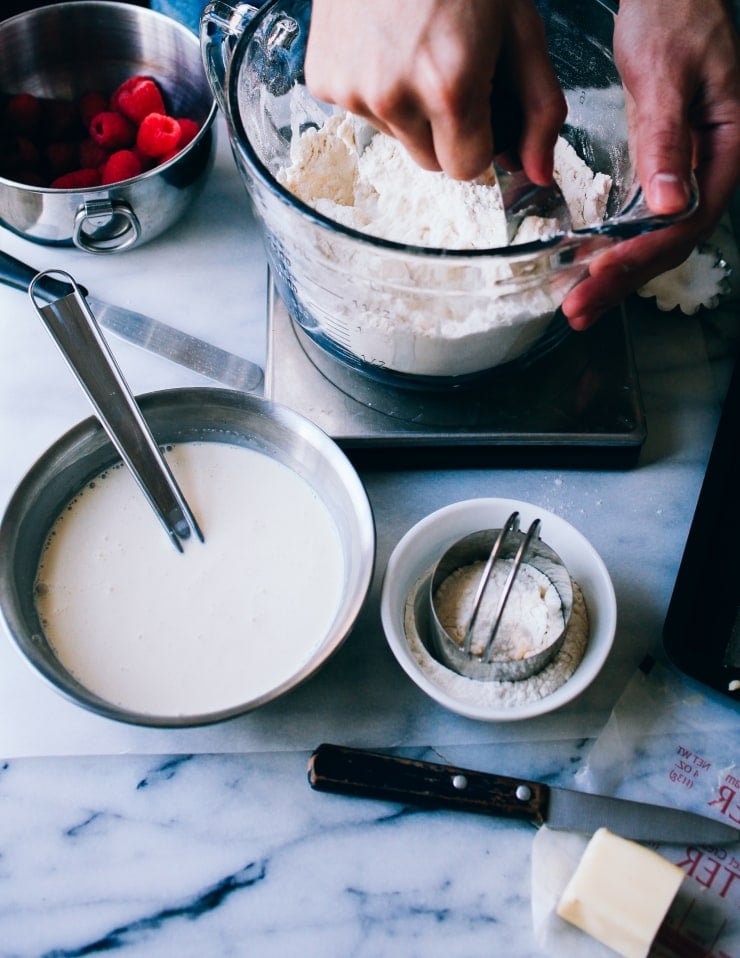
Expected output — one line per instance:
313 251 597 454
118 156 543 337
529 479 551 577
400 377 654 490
33 441 345 720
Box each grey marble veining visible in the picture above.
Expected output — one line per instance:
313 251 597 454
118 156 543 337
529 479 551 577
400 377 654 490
1 747 583 958
0 116 737 955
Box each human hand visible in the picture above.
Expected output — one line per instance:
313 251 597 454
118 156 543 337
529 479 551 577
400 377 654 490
304 0 566 185
563 0 740 329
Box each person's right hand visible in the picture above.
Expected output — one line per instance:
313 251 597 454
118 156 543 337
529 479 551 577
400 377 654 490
304 0 567 185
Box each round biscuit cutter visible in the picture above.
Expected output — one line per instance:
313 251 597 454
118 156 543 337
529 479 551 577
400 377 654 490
429 512 573 681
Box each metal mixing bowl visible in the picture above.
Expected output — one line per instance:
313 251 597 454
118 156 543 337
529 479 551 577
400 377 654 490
202 0 697 387
0 1 217 253
0 388 376 727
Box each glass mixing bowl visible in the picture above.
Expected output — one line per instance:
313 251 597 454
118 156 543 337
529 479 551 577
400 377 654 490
202 0 697 388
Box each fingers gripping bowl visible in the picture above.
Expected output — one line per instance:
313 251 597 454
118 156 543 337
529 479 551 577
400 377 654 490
201 0 697 387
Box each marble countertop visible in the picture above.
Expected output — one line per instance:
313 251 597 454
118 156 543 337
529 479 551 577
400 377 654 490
0 119 738 957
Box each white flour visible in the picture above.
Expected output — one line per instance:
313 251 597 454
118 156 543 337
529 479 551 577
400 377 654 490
277 112 613 377
280 113 611 245
404 571 589 708
433 559 566 660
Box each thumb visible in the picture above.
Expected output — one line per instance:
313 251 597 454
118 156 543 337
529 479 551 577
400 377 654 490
626 87 694 215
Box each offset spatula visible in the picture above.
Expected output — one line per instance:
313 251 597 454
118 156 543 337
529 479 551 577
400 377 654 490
0 249 263 392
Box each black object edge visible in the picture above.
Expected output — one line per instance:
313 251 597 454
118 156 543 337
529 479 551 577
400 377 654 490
663 356 740 702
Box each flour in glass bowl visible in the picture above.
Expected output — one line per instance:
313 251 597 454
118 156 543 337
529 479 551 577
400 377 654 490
404 570 589 708
277 112 613 377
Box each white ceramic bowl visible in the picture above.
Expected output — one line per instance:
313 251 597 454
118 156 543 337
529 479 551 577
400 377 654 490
380 498 616 721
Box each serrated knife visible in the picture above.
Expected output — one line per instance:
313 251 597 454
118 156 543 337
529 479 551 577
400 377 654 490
0 250 263 392
308 744 740 845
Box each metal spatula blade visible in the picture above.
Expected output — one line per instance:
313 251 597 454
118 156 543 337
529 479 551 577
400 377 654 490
495 163 572 243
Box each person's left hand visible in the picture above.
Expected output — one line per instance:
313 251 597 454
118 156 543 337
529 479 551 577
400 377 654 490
563 0 740 330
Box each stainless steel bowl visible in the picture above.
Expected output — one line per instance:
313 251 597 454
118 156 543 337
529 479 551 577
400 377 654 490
202 0 697 388
0 1 217 253
0 388 376 727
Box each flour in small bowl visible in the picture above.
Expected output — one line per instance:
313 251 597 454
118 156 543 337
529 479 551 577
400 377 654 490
404 569 589 708
434 558 566 660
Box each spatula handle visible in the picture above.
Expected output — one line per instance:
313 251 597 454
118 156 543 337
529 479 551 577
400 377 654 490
0 250 87 300
307 743 549 825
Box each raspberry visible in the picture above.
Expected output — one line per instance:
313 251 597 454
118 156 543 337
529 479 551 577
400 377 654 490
89 111 135 150
3 73 203 188
175 117 200 149
132 146 157 172
158 148 179 165
5 93 41 135
100 149 142 185
158 119 201 164
79 137 109 170
136 113 181 158
111 76 166 125
78 92 109 127
45 141 79 177
50 168 101 189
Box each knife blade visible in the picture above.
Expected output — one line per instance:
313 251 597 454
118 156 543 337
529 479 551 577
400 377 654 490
0 250 263 393
308 744 740 845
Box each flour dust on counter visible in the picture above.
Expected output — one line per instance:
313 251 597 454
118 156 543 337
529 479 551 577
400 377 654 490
34 441 345 717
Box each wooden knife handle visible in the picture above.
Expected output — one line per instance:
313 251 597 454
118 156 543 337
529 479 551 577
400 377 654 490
307 743 549 825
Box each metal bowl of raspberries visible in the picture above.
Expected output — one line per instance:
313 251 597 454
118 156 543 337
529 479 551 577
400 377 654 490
0 1 217 253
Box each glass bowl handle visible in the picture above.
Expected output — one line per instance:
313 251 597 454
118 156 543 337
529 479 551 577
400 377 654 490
200 0 263 114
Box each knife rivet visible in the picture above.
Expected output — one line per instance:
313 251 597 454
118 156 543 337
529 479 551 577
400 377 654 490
451 774 468 790
515 785 532 802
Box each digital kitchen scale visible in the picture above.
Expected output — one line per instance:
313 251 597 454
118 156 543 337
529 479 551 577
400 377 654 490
265 282 647 469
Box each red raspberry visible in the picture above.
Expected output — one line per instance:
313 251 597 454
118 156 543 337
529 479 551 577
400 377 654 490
89 111 135 150
136 113 181 158
111 76 166 125
78 92 109 127
158 119 201 165
50 168 101 189
5 93 41 135
79 138 109 170
100 149 143 185
45 141 79 177
131 145 157 171
175 117 200 149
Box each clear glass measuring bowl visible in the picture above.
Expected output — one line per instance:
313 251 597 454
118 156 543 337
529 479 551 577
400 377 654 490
201 0 697 388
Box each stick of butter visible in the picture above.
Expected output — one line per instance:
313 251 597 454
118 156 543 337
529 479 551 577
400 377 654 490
556 827 685 958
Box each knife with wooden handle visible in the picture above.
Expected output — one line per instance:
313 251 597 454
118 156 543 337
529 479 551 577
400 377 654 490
0 250 263 392
308 744 740 845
